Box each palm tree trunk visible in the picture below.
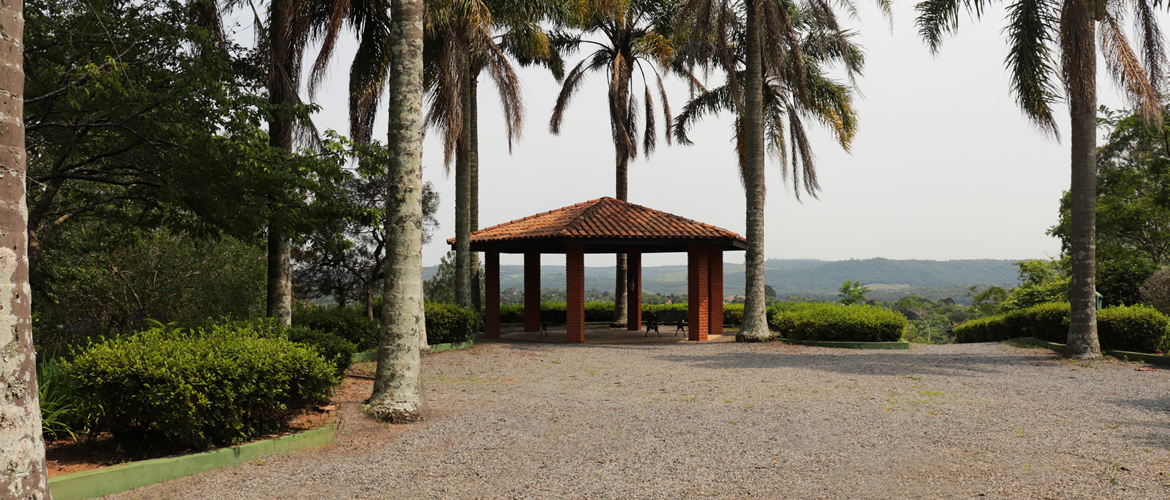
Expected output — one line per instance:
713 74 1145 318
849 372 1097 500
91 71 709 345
1065 7 1101 359
265 1 295 327
364 0 426 423
454 58 472 308
611 64 631 327
737 0 770 342
470 78 482 314
0 0 51 494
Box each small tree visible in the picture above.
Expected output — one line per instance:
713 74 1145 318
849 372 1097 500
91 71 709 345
1140 267 1170 316
838 281 870 305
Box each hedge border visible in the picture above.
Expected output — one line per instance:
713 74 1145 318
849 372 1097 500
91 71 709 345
777 338 911 350
1010 337 1170 366
351 339 475 362
48 420 337 500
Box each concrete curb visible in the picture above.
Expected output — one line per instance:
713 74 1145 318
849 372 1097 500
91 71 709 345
48 421 337 500
352 339 475 362
1011 337 1170 366
776 338 911 350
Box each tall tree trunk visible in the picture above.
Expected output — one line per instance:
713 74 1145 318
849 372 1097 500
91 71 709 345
0 0 51 494
1065 4 1101 359
610 60 632 327
737 1 770 342
469 78 482 314
454 58 472 308
365 0 426 423
265 1 295 327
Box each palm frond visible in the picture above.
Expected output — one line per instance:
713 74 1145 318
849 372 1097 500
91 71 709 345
479 30 526 151
657 72 673 145
785 102 820 200
1133 0 1166 95
643 83 657 156
1100 11 1162 125
1059 0 1096 114
915 0 985 54
1005 0 1061 137
550 57 595 134
673 80 736 145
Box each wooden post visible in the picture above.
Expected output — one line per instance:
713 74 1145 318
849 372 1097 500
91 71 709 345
524 250 541 332
485 250 500 338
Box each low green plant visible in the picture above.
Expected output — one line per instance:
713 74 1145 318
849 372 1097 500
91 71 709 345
424 301 480 344
292 306 379 351
285 326 357 377
64 324 336 451
37 358 80 440
1097 305 1169 353
771 303 907 342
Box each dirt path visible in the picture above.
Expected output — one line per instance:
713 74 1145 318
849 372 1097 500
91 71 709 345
106 341 1170 499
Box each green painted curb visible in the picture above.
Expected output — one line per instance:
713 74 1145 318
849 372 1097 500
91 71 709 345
1013 337 1170 366
48 421 337 500
352 339 475 362
777 338 911 350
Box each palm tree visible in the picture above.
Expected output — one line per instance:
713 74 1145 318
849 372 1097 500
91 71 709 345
916 0 1165 358
354 0 427 423
675 0 876 341
423 0 562 309
0 0 51 493
549 0 678 326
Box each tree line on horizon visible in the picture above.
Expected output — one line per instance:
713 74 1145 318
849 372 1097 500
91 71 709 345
5 0 1170 495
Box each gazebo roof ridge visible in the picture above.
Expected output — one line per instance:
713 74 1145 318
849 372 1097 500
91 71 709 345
450 197 747 252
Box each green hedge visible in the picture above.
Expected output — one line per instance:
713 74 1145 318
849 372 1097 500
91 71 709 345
292 306 379 351
286 326 356 377
498 303 694 325
424 301 480 344
1098 305 1168 353
954 303 1169 353
64 324 336 451
771 303 907 342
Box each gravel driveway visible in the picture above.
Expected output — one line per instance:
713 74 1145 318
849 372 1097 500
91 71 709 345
108 341 1170 499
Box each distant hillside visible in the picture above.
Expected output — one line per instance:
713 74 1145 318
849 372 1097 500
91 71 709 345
422 258 1021 300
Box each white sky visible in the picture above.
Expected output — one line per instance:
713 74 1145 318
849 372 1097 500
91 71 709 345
234 3 1153 268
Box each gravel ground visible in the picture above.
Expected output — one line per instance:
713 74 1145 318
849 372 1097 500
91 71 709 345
108 341 1170 499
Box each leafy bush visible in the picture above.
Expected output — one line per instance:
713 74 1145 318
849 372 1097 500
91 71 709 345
723 304 744 325
1097 305 1169 353
286 326 357 377
771 303 907 342
424 301 480 345
954 302 1069 343
64 324 336 451
500 304 524 323
1140 267 1170 316
293 306 379 351
37 358 80 440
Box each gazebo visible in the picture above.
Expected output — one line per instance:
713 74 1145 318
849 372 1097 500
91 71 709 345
449 197 747 343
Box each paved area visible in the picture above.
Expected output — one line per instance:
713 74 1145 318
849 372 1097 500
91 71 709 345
108 341 1170 499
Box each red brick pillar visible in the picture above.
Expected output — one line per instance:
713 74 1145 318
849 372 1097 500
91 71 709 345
627 249 642 331
485 250 501 338
566 245 585 343
708 247 723 337
687 245 709 341
524 250 541 332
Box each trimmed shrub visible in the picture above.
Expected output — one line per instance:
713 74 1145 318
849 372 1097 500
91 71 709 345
771 303 907 342
293 306 379 351
500 304 524 323
286 326 357 377
1098 305 1169 353
64 324 336 451
424 301 480 345
723 303 744 326
954 303 1069 344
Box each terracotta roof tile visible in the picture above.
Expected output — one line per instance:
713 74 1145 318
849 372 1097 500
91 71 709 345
448 197 745 244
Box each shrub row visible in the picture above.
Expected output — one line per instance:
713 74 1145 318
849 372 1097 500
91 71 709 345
293 306 379 351
769 303 907 342
64 323 336 451
424 301 480 345
953 303 1169 353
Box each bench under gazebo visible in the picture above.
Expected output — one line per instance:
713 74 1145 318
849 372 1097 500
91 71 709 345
450 197 747 343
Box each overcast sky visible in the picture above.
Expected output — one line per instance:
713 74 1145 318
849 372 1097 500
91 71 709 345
244 3 1153 268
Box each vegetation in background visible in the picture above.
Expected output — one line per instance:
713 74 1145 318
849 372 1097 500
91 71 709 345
838 281 871 305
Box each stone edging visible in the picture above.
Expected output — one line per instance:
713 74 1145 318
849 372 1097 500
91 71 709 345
352 339 475 362
1011 337 1170 366
776 338 911 350
48 421 338 500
